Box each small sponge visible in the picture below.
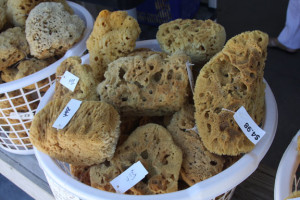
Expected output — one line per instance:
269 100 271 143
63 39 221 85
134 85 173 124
167 105 225 186
0 27 30 71
54 56 98 101
90 123 183 194
157 19 226 64
1 57 56 92
86 10 141 81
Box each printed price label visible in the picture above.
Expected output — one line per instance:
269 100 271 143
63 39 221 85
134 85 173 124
59 71 79 92
233 106 266 145
9 112 34 120
186 61 194 93
52 99 82 130
110 161 148 194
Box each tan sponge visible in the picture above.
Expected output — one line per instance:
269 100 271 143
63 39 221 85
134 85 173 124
97 51 190 116
1 57 56 92
54 56 98 101
194 30 268 156
90 123 183 194
6 0 73 27
0 0 6 31
30 98 121 166
0 27 30 71
25 2 85 59
167 105 225 186
86 10 141 81
156 19 226 64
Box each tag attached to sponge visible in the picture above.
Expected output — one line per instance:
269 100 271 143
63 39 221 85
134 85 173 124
60 71 79 92
233 106 266 145
110 161 148 194
52 99 82 130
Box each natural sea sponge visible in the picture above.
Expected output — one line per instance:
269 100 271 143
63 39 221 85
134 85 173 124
167 105 225 186
86 10 141 81
30 98 121 165
25 2 85 59
1 57 56 92
70 164 91 186
97 51 190 116
0 0 7 31
0 27 30 71
90 123 183 194
194 30 268 156
6 0 72 27
54 56 98 101
156 19 226 64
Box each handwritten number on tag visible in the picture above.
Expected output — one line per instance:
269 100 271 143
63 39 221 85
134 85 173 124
63 107 71 117
126 170 137 182
60 71 79 92
110 161 148 193
69 79 76 85
52 99 82 130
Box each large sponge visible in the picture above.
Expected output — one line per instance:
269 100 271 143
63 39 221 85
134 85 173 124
193 30 268 156
30 98 121 166
97 51 190 116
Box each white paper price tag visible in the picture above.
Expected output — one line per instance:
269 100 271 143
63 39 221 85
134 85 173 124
110 161 148 194
52 99 82 130
186 61 194 93
233 106 266 145
9 112 34 120
60 71 79 92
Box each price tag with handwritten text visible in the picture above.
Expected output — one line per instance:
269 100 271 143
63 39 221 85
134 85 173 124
59 71 79 92
233 106 266 145
110 161 148 194
52 99 82 130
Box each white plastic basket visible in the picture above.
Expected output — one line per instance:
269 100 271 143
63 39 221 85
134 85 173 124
34 40 278 200
274 129 300 200
0 1 94 155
